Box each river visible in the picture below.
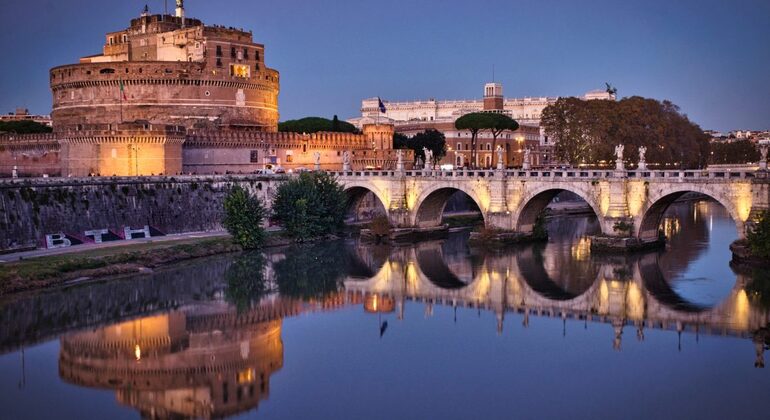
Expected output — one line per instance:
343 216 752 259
1 200 769 419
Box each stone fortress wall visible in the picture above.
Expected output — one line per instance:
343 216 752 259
0 175 282 251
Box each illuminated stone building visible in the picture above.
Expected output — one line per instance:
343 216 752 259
0 3 402 177
51 2 279 131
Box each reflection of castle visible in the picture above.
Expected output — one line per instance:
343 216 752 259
59 306 283 418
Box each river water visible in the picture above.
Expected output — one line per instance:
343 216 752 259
1 200 769 419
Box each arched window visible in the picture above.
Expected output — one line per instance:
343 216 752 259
487 143 492 151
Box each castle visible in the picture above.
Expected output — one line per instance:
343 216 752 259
0 1 401 178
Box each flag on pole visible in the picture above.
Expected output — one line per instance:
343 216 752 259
119 79 127 100
377 97 387 113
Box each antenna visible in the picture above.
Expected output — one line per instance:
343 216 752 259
165 0 168 15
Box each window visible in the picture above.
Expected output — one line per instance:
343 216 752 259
216 58 222 67
243 49 249 60
230 64 250 78
457 143 461 151
122 34 128 43
487 143 492 151
250 150 259 163
99 68 115 74
286 155 293 163
231 47 236 58
255 51 260 61
216 45 222 57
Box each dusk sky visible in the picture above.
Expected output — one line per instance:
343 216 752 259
0 0 768 132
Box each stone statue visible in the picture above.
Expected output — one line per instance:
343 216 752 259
637 146 647 171
313 151 321 170
523 148 531 170
496 145 504 170
396 149 404 171
760 141 769 170
11 165 18 179
342 150 351 171
615 144 625 161
423 147 433 169
615 144 625 171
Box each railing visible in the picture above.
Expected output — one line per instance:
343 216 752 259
329 168 760 180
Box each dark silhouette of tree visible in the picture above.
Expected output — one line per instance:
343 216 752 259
0 120 52 134
279 116 357 133
709 140 760 165
393 129 446 166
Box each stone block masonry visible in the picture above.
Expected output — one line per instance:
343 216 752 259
0 175 281 251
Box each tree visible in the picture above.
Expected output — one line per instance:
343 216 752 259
272 172 347 240
0 120 52 134
541 96 710 168
278 116 358 133
709 140 760 165
222 185 267 249
392 130 446 166
748 211 770 259
456 112 517 168
486 113 519 168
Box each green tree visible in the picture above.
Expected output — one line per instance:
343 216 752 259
709 140 760 165
393 130 447 166
456 112 516 168
272 172 347 240
222 185 267 249
748 211 770 259
0 120 53 134
278 116 358 133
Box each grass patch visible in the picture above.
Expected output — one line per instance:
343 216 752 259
0 237 242 296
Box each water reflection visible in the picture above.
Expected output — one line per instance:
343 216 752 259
2 200 770 419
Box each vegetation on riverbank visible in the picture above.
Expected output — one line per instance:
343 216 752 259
0 237 242 296
272 172 347 240
223 185 267 249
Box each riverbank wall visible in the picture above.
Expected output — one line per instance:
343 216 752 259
0 175 282 251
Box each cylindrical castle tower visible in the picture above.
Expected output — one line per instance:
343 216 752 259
49 8 280 132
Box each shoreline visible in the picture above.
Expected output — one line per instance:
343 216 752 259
0 233 303 297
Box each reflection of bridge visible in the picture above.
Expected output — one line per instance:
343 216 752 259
337 168 769 241
343 240 770 350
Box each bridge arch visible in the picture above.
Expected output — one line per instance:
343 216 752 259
342 182 390 223
513 184 605 234
637 186 745 241
412 184 486 228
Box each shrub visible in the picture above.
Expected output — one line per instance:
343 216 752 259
223 185 267 249
272 172 346 240
748 211 770 258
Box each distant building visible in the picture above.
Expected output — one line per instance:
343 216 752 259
0 108 52 127
351 83 612 168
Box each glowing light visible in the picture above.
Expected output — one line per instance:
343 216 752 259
238 368 255 384
571 237 591 261
134 344 141 361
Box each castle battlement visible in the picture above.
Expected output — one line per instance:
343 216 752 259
184 130 371 149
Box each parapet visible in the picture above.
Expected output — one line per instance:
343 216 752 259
184 130 371 150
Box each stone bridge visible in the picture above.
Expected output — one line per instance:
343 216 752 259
335 167 770 242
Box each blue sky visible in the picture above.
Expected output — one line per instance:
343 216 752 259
0 0 768 131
